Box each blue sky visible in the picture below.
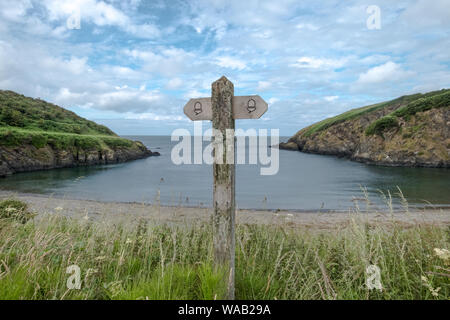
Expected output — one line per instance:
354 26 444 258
0 0 449 136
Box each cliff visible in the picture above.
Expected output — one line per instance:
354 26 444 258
0 90 159 176
279 89 450 167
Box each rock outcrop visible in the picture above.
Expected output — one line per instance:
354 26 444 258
0 141 159 177
280 90 450 168
278 141 299 151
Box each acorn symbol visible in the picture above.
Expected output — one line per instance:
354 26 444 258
194 101 203 115
247 98 256 113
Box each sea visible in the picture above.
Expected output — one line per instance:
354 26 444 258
0 136 449 211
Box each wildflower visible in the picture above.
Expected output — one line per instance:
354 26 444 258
125 238 133 244
421 275 441 297
95 256 107 261
85 268 98 277
433 248 450 265
54 207 63 211
104 281 123 297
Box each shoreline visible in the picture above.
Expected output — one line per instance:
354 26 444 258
1 188 450 212
1 190 449 229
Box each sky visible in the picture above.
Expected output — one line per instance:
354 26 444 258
0 0 449 136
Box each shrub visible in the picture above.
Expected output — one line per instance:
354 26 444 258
393 91 450 118
365 90 450 136
365 116 399 136
0 130 21 146
1 109 25 127
0 199 35 224
31 134 48 149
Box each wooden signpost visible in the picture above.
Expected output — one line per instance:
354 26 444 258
184 94 268 121
183 76 268 299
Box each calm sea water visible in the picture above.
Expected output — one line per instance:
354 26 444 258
0 135 449 211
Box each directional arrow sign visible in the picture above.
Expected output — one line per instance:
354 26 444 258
183 98 213 121
184 95 268 121
232 95 268 119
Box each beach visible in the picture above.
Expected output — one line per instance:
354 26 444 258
1 190 449 229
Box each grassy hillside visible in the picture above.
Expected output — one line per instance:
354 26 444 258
0 90 115 136
0 90 135 151
365 90 450 136
300 89 450 138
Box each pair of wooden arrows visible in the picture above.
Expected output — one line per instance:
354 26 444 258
184 95 268 121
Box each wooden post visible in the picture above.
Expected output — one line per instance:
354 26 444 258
183 76 268 300
211 76 235 299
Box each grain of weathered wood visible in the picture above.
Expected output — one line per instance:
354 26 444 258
211 76 235 300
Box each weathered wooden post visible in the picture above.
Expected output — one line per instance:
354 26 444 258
183 76 268 300
211 76 236 299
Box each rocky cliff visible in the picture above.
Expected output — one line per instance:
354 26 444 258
0 141 158 177
279 89 450 168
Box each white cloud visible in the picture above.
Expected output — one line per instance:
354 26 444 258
295 23 318 31
290 57 346 69
166 78 183 90
0 0 32 21
96 89 165 112
0 39 176 115
215 56 246 70
43 0 160 38
357 61 411 84
324 96 338 102
268 97 279 104
55 87 88 103
257 81 271 91
402 0 450 27
124 48 195 77
183 89 205 100
125 113 185 121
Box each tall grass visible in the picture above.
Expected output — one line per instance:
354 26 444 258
0 206 448 300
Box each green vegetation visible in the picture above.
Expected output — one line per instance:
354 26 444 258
0 90 115 136
0 199 34 224
0 90 139 152
365 90 450 136
302 101 389 137
392 90 450 118
0 201 448 300
365 116 399 136
299 89 449 138
0 127 134 151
